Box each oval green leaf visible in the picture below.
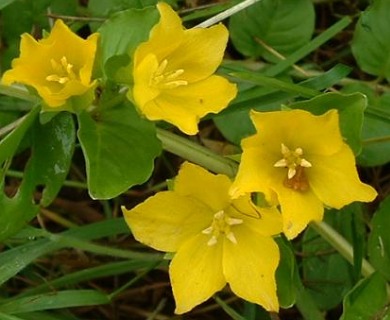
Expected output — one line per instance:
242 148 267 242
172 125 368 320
229 0 315 62
351 0 390 81
97 6 159 82
77 102 162 199
368 196 390 281
341 272 388 320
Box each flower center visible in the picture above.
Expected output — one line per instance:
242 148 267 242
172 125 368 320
151 59 188 89
201 210 243 246
46 56 77 84
274 143 312 192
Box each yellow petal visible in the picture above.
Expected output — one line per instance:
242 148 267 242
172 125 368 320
78 33 100 86
175 162 231 212
132 53 162 107
276 187 324 239
308 144 377 209
170 234 225 314
46 20 98 71
39 80 94 107
250 109 344 156
2 34 48 86
223 227 280 311
122 191 212 252
134 2 183 64
166 24 229 82
242 206 283 237
230 137 284 201
143 75 236 135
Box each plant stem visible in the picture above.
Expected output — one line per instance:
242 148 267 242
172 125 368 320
310 220 375 277
6 169 88 189
195 0 261 28
156 128 238 178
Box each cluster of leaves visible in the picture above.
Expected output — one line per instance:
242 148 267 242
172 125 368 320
0 0 390 319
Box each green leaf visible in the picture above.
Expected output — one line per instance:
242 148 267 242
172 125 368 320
15 312 78 320
19 260 157 297
77 102 161 199
97 6 159 81
232 72 319 98
0 108 40 242
275 237 298 308
302 209 360 310
0 111 75 241
0 107 39 167
214 109 256 146
263 16 351 76
28 113 75 206
289 92 367 155
351 0 390 81
0 290 109 314
368 196 390 281
341 273 388 320
342 83 390 166
229 0 314 61
0 0 17 10
360 93 390 166
0 189 39 242
1 0 52 69
88 0 157 17
0 219 132 286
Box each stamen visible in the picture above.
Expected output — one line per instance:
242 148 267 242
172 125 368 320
226 217 243 226
163 80 188 89
46 75 68 84
300 159 312 167
166 69 184 80
295 147 303 155
226 232 238 244
155 59 168 76
275 143 311 191
151 58 187 89
214 210 224 219
46 56 77 85
281 143 289 155
287 168 296 180
202 210 242 246
274 159 288 167
201 226 213 235
207 236 218 246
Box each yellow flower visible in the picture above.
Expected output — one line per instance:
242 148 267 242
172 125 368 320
131 2 237 135
2 19 99 110
230 109 377 239
122 162 282 314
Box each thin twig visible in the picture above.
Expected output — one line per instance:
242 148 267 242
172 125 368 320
195 0 261 28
